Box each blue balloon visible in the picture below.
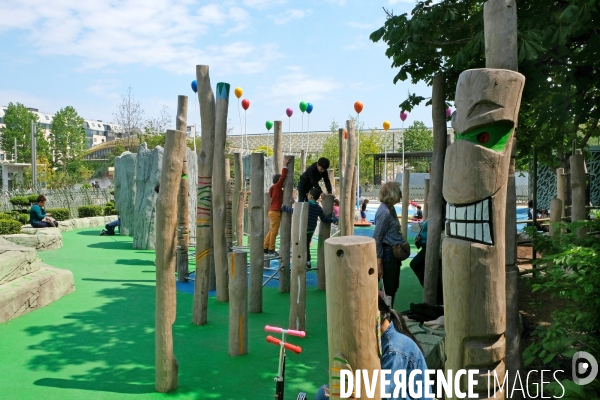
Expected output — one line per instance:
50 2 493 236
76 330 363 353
191 80 198 93
306 102 313 114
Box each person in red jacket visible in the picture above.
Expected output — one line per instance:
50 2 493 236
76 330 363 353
264 156 292 255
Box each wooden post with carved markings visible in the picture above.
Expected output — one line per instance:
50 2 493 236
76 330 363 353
249 152 264 313
193 65 216 325
289 202 308 331
175 96 190 283
279 155 294 293
228 251 248 356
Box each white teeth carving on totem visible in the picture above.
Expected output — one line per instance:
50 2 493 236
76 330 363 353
446 198 493 245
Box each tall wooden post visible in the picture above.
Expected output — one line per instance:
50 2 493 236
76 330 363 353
350 166 357 236
175 96 190 283
340 121 356 236
423 178 430 220
274 121 283 172
317 194 334 290
155 128 186 392
236 191 246 248
289 202 309 331
300 149 306 173
279 155 295 293
483 0 521 389
213 82 230 302
328 169 335 195
338 128 346 197
549 198 563 237
193 65 216 325
556 168 566 218
423 75 448 305
225 158 233 249
233 153 244 246
228 251 248 356
401 170 410 240
570 149 587 237
325 236 380 400
249 152 265 313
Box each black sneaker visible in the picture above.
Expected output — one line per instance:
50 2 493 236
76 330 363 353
269 250 279 256
264 249 269 254
100 230 106 236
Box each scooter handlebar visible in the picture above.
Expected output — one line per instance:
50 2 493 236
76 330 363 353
264 325 306 338
266 335 302 354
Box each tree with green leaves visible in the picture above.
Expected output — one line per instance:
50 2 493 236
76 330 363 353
370 0 600 169
50 106 86 171
401 121 434 172
0 102 50 164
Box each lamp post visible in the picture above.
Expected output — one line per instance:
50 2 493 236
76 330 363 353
31 120 37 189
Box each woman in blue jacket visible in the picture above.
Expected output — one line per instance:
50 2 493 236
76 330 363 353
29 195 58 228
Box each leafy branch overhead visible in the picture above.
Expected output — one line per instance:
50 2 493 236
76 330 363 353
370 0 600 168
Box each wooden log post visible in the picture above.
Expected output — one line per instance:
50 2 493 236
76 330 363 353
570 149 587 238
249 152 265 313
236 191 246 248
175 96 190 283
325 236 380 400
484 0 521 389
300 149 306 173
349 166 357 236
317 194 334 291
556 168 566 218
328 169 335 196
213 82 231 302
340 121 356 236
264 191 271 272
155 128 186 392
401 169 410 240
338 128 346 204
279 155 295 293
289 202 309 331
423 76 448 305
443 66 524 398
233 153 244 246
228 251 248 356
273 121 283 172
549 198 563 237
225 158 233 249
193 65 216 325
423 178 430 220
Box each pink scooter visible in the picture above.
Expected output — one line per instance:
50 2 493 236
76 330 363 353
265 325 307 400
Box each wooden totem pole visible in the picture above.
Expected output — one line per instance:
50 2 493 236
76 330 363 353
442 67 525 398
193 65 216 325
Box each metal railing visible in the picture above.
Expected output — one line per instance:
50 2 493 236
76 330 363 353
0 188 113 219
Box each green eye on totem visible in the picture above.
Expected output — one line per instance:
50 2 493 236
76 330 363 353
455 123 513 152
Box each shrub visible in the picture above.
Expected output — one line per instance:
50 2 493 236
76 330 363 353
27 194 39 204
17 214 29 225
0 219 22 235
78 205 103 218
0 212 13 220
106 201 115 208
82 183 93 189
9 196 30 208
47 208 70 221
110 190 115 196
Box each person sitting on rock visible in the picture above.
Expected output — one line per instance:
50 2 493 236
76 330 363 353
29 195 58 228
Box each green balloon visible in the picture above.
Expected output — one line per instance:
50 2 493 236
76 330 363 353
265 120 273 131
299 101 308 113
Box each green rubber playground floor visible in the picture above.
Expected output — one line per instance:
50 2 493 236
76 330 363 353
0 228 423 400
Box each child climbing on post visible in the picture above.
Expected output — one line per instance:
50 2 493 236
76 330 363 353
282 187 337 270
361 198 369 223
264 156 292 256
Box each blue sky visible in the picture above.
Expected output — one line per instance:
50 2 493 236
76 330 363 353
0 0 436 135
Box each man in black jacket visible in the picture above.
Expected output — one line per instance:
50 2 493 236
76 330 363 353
297 157 332 202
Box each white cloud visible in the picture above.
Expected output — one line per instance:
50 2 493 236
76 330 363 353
264 66 339 102
347 21 376 29
243 0 286 8
0 0 274 75
271 9 311 25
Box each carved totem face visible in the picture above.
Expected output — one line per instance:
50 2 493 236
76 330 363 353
443 69 525 245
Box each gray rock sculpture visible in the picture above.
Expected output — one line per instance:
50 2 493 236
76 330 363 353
114 151 137 236
133 143 163 250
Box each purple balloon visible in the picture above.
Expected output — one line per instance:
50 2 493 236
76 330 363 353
400 111 408 122
446 107 452 118
286 108 293 117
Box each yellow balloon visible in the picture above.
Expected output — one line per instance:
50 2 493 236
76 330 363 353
234 87 243 99
383 121 391 131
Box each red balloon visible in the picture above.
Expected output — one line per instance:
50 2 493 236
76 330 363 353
344 129 348 140
241 99 250 110
354 101 363 114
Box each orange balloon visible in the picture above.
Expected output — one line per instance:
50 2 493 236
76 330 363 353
234 87 243 99
354 101 363 114
383 121 391 131
344 129 348 140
